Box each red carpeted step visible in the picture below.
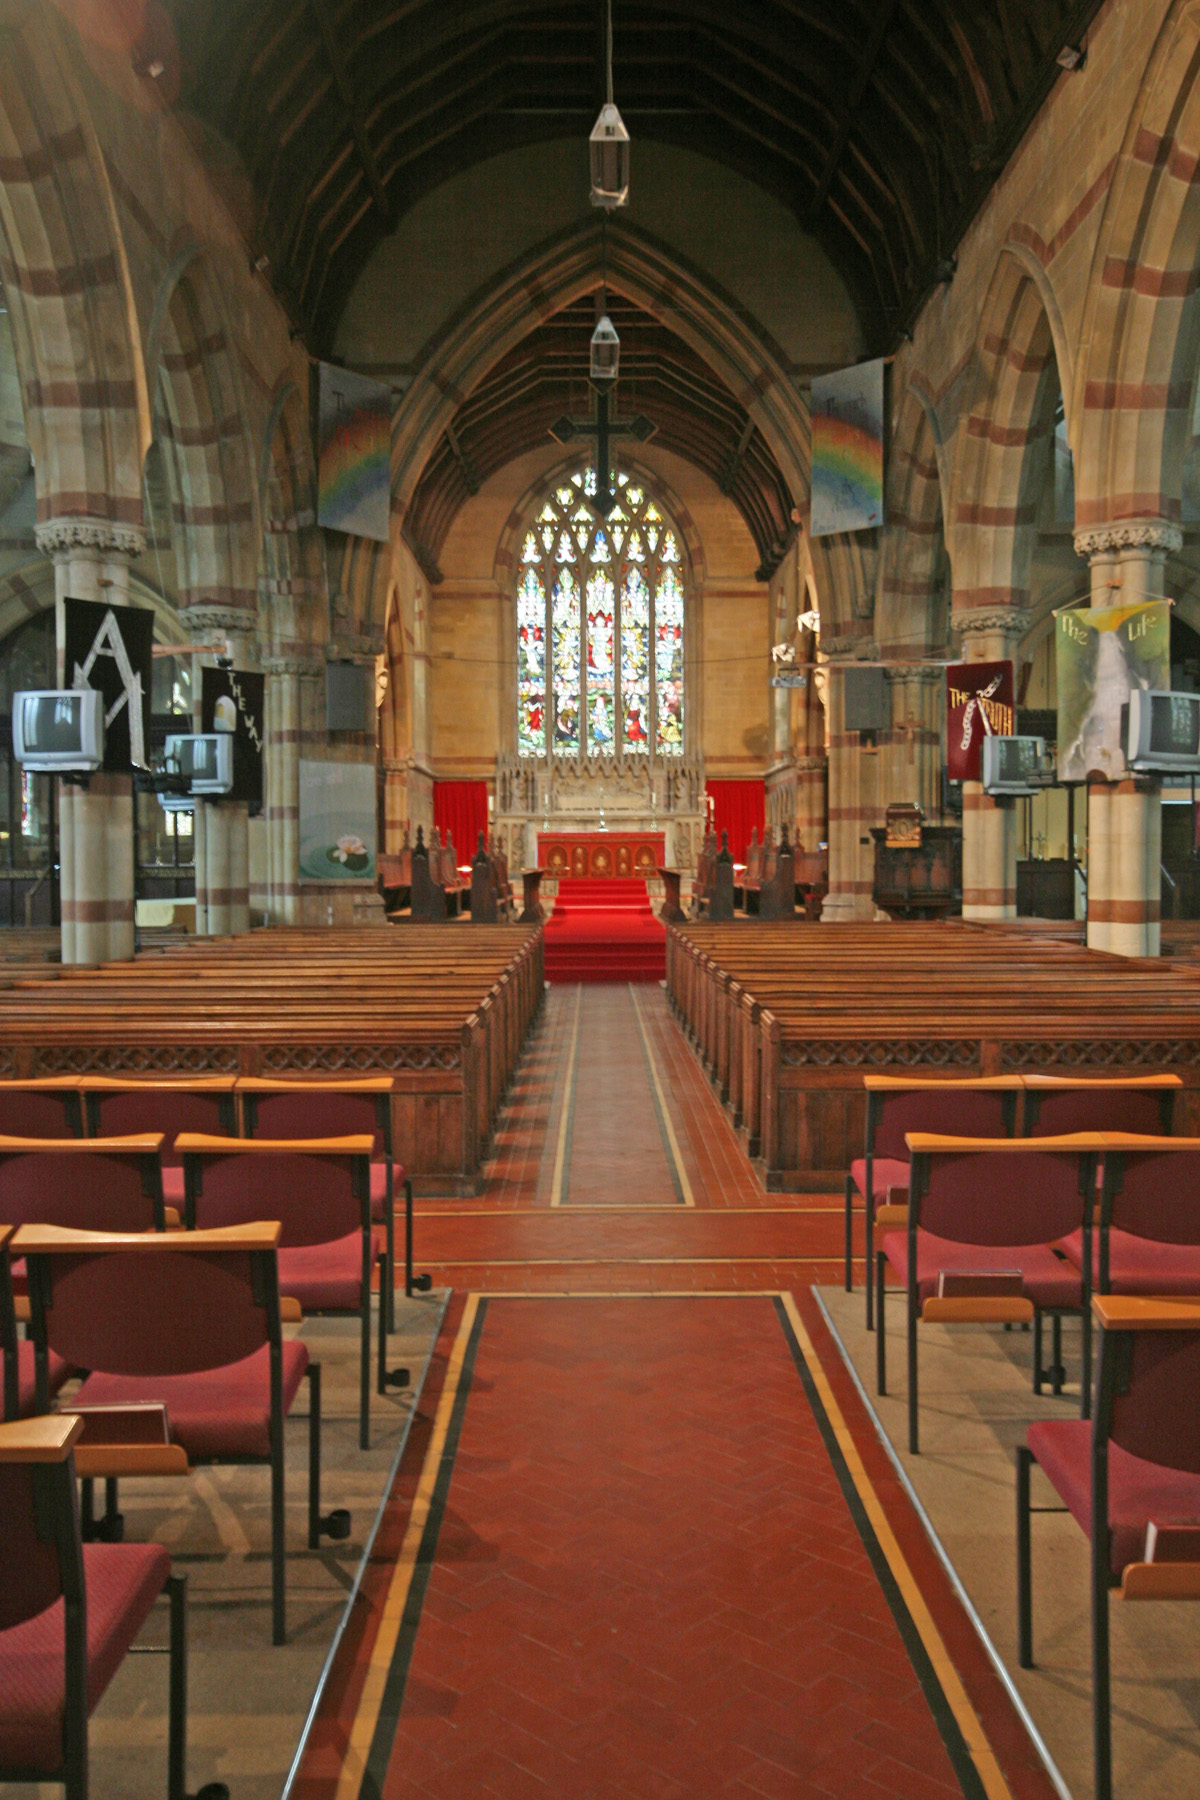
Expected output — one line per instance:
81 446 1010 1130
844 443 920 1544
544 877 666 982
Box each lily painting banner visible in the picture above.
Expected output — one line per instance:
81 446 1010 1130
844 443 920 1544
810 358 885 537
298 759 377 883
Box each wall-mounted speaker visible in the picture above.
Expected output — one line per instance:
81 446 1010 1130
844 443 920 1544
843 666 887 732
326 662 371 733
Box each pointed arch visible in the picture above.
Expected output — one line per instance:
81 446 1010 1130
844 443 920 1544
878 382 951 657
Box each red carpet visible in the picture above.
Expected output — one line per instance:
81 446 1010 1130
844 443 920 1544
543 878 666 982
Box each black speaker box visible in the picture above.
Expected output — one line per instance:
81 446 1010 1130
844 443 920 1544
843 665 887 732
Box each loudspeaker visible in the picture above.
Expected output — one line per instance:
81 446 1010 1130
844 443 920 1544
843 666 887 732
326 662 370 732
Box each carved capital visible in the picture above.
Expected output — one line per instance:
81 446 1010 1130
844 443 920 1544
184 605 258 639
794 754 827 774
885 663 943 687
380 757 409 775
262 654 325 678
950 606 1026 641
820 636 879 661
328 633 386 663
35 517 146 561
1074 521 1183 560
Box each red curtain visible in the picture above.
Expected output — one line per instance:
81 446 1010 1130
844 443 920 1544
433 781 489 865
706 780 765 863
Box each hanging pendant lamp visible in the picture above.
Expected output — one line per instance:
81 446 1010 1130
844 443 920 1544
589 1 629 209
590 312 620 384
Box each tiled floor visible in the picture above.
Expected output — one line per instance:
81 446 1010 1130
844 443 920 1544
294 984 1062 1800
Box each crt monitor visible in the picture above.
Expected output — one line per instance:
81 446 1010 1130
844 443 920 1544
163 732 233 796
982 735 1052 797
12 689 105 772
1124 690 1200 773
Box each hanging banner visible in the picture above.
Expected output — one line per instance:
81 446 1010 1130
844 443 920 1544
945 660 1014 782
63 597 154 773
810 358 885 537
1056 600 1170 782
298 760 377 883
316 363 392 542
201 666 264 807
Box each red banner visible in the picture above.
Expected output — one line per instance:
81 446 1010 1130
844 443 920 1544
945 661 1015 782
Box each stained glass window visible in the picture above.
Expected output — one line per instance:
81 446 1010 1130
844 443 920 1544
515 467 685 756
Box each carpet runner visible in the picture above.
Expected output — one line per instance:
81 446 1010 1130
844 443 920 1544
543 877 666 982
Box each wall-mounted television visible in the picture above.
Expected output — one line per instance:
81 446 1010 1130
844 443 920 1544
163 732 234 796
12 689 105 772
982 735 1055 797
1123 690 1200 773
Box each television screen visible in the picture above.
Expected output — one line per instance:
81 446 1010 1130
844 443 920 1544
982 735 1050 795
1149 693 1200 757
21 693 84 753
12 688 104 770
164 733 232 794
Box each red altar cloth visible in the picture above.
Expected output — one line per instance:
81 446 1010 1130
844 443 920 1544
538 832 665 879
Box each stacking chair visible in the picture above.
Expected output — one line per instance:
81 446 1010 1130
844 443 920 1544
18 1220 342 1646
876 1134 1096 1453
0 1412 228 1800
1 1225 72 1422
0 1134 167 1236
1058 1135 1200 1295
1021 1072 1179 1137
179 1133 405 1450
238 1075 429 1328
844 1075 1023 1327
0 1076 83 1139
1017 1295 1200 1800
82 1075 237 1210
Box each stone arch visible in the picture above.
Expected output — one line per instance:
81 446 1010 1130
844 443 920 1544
391 218 811 530
258 380 323 658
949 247 1067 621
0 20 147 527
148 254 259 626
878 382 951 657
1073 0 1200 532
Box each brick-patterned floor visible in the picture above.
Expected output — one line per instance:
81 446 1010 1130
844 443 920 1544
294 985 1061 1800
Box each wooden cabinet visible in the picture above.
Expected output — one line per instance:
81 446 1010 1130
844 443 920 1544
870 826 962 918
1017 858 1076 920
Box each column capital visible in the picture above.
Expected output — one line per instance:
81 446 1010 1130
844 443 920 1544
35 517 145 561
885 663 943 687
794 754 827 773
184 604 258 640
262 654 325 678
820 636 879 661
328 633 386 663
1073 520 1183 560
950 605 1026 640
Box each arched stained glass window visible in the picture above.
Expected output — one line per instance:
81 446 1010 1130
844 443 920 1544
515 468 686 757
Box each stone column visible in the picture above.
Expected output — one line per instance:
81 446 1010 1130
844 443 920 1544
794 755 827 852
262 655 322 924
1073 522 1179 957
821 649 879 921
187 606 255 936
34 519 146 964
882 666 942 823
953 606 1024 923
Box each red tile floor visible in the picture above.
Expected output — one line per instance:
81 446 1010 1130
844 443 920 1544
293 986 1060 1800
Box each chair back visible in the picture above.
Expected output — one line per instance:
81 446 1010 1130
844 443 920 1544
0 1225 17 1421
180 1136 369 1248
239 1080 389 1159
1102 1141 1200 1246
1023 1075 1178 1139
84 1079 236 1168
0 1082 81 1140
0 1417 83 1631
907 1137 1092 1246
1100 1320 1200 1476
867 1078 1021 1163
0 1138 165 1234
19 1223 281 1382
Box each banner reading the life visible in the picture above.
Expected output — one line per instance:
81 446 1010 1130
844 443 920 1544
810 358 885 537
1056 600 1170 782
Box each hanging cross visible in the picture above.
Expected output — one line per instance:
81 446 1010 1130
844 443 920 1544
548 389 656 518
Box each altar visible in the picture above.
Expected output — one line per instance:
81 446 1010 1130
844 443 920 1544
539 832 665 879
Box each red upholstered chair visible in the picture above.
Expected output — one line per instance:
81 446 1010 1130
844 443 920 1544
1057 1134 1200 1295
179 1133 403 1450
876 1134 1096 1453
1 1223 72 1421
0 1135 167 1237
18 1221 338 1646
0 1077 83 1140
1021 1073 1179 1138
82 1076 237 1211
0 1412 226 1800
1017 1295 1200 1800
237 1076 428 1328
844 1076 1022 1327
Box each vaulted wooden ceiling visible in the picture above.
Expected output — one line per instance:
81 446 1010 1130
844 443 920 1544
157 0 1103 570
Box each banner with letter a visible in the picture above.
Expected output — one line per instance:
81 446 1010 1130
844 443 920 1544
945 660 1014 783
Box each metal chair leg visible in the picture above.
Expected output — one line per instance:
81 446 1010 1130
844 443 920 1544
907 1280 920 1456
843 1174 854 1293
875 1252 887 1395
865 1198 875 1332
167 1572 187 1800
1092 1513 1114 1800
1016 1446 1034 1668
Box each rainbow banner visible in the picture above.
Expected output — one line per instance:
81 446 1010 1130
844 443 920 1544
317 363 392 542
810 358 885 537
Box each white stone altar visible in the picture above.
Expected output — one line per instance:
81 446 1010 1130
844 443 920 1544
492 751 707 876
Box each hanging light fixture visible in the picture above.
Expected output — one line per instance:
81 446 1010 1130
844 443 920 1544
589 0 629 209
590 310 620 385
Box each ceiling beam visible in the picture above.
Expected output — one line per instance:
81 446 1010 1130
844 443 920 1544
808 0 902 217
307 0 395 227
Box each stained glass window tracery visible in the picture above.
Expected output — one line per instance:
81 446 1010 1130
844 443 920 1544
515 467 686 758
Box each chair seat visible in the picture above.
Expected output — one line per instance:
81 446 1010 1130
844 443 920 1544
74 1341 309 1460
850 1156 908 1204
1028 1418 1200 1580
880 1229 1082 1310
4 1343 71 1419
161 1164 185 1207
1057 1228 1200 1294
277 1229 385 1312
0 1541 169 1772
